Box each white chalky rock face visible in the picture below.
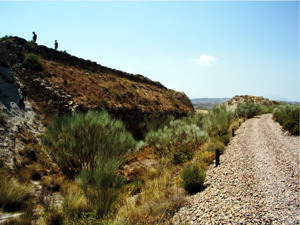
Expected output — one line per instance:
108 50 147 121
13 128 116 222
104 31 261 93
172 114 300 225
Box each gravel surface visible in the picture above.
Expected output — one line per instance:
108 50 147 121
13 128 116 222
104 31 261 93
172 114 300 225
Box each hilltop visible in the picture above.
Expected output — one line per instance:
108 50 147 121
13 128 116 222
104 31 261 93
224 95 281 110
0 36 193 138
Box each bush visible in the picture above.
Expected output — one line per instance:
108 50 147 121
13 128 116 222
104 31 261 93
0 35 13 41
181 165 206 194
42 110 137 175
0 173 31 212
181 112 207 129
23 53 43 71
145 120 208 164
273 105 299 135
205 140 225 154
203 105 234 137
79 157 126 218
235 102 263 119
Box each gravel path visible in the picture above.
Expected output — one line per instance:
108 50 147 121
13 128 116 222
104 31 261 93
172 114 300 224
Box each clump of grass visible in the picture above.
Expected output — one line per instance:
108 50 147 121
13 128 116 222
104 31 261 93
145 120 208 164
78 157 126 218
0 173 31 212
205 140 225 154
273 105 299 135
115 168 185 225
199 151 215 166
23 53 44 71
42 110 137 176
181 165 206 195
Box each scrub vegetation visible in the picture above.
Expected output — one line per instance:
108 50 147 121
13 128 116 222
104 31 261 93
273 105 299 135
2 101 280 224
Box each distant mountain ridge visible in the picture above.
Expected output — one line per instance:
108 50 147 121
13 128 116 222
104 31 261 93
190 98 230 109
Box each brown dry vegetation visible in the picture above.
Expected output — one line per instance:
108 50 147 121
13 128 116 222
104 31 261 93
41 58 191 113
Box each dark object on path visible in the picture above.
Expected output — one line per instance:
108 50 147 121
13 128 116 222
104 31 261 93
215 149 220 167
232 128 235 137
32 32 37 43
54 40 58 50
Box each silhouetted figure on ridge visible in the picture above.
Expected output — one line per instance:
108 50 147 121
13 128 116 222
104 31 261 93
32 32 37 43
54 40 58 50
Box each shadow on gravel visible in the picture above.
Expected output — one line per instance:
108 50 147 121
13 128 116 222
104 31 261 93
189 185 208 195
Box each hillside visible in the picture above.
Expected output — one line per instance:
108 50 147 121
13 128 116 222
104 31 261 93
0 36 193 139
0 36 195 223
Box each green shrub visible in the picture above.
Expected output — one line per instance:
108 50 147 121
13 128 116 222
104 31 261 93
0 173 31 212
235 102 263 119
43 110 137 175
273 105 299 135
219 134 230 145
145 120 208 164
205 140 225 154
203 105 234 137
181 112 207 129
23 53 43 71
78 157 126 218
181 165 206 194
0 35 13 41
138 114 175 137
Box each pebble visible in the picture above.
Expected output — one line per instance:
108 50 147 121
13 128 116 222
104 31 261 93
172 114 300 225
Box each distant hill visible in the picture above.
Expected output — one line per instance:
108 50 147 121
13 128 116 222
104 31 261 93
191 98 230 109
191 95 285 110
224 95 282 110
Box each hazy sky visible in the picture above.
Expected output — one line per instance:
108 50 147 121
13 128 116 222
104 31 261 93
1 1 299 101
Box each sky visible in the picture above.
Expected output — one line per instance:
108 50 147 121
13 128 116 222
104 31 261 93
0 1 299 101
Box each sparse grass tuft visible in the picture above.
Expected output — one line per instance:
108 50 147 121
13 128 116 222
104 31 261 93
0 172 31 212
115 167 185 225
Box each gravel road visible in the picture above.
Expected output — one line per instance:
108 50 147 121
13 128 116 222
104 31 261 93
172 114 300 224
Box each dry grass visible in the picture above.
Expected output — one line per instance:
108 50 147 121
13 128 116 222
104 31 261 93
0 172 31 212
40 59 191 112
62 181 91 217
115 166 185 225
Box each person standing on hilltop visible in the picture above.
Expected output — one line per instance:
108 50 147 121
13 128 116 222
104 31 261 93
32 32 37 43
54 40 58 50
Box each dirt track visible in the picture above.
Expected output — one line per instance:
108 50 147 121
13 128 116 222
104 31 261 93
172 114 300 224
